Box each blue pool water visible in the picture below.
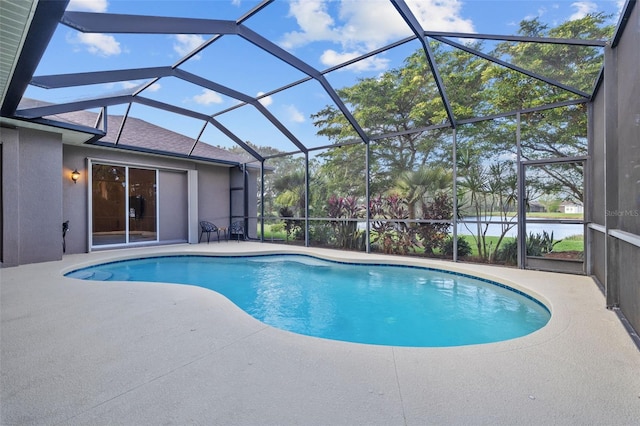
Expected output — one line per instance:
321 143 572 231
65 255 550 347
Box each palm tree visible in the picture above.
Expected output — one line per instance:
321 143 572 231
394 166 452 219
272 170 306 217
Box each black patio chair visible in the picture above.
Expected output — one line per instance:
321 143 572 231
199 221 221 243
230 220 245 242
62 220 69 253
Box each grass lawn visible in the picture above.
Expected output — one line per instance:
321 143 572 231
258 223 584 255
458 234 583 256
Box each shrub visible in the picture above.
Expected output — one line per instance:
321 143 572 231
279 206 302 241
270 223 284 233
496 239 518 265
443 236 472 257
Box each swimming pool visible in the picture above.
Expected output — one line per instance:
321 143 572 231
65 254 550 347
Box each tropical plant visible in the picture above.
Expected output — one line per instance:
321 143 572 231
526 231 562 256
370 194 416 255
416 192 453 256
326 195 365 250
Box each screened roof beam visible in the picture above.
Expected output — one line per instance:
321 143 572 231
31 67 174 89
423 31 607 47
58 11 369 148
236 25 371 145
209 36 419 117
114 102 132 146
432 36 591 99
61 12 239 35
457 98 588 125
204 116 263 162
390 0 456 127
174 69 308 153
32 65 308 154
321 35 417 74
188 122 209 157
15 94 263 161
131 97 264 161
15 95 135 118
608 0 635 48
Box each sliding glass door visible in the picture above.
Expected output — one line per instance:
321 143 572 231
128 167 157 243
91 163 157 247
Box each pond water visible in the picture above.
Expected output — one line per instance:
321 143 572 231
459 218 583 239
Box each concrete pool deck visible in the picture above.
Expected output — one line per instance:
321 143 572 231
2 242 639 425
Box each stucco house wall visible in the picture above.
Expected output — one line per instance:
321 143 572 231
1 124 257 266
1 127 63 266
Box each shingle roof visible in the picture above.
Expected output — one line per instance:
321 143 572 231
19 98 254 165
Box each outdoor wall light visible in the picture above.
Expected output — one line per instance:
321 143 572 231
71 169 80 184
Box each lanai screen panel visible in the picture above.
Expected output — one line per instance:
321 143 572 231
137 76 239 117
117 103 203 156
261 79 333 150
468 37 608 95
323 39 448 138
456 117 519 264
239 0 416 70
179 35 309 98
520 104 589 160
369 128 454 258
261 152 307 242
215 103 302 156
308 145 367 251
195 123 257 162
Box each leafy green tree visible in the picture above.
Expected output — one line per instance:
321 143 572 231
538 194 562 213
480 14 614 202
312 45 467 194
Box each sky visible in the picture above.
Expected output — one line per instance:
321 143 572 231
25 0 625 155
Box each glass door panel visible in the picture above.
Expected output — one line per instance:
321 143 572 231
92 164 126 245
128 168 157 243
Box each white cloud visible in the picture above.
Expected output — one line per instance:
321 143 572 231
280 0 474 72
280 0 340 50
174 34 206 58
67 32 121 56
282 0 474 50
231 0 241 5
193 89 223 105
121 81 139 90
67 0 108 12
121 81 161 92
320 49 389 72
285 105 305 123
256 92 273 106
569 1 597 20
